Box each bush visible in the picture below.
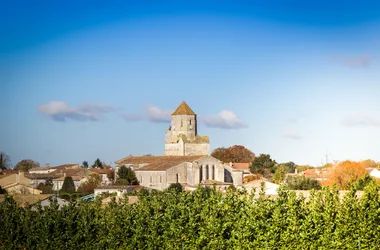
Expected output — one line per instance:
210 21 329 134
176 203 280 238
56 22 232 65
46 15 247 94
283 175 321 190
60 177 76 194
115 178 130 186
167 183 183 192
1 185 380 249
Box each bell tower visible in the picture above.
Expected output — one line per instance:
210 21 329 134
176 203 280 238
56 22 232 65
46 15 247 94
164 102 209 156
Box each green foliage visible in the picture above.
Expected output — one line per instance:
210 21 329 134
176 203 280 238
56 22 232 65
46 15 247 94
14 159 40 172
60 177 76 194
78 174 102 194
1 184 380 249
117 166 139 185
92 158 103 169
167 183 183 192
283 175 322 190
249 154 277 177
37 180 54 194
272 164 290 184
351 174 376 190
0 152 11 170
81 161 89 168
115 178 130 186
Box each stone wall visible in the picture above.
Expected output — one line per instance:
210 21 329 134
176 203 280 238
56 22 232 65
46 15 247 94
134 170 167 190
166 163 188 185
184 143 209 156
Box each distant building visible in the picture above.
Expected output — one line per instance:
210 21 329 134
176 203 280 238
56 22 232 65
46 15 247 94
164 102 209 156
115 102 245 190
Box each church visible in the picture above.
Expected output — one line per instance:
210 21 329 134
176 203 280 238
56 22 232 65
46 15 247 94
115 102 244 190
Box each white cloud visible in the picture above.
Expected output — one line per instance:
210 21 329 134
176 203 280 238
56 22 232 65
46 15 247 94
146 105 171 123
38 101 114 122
283 129 302 140
202 110 247 129
341 115 380 128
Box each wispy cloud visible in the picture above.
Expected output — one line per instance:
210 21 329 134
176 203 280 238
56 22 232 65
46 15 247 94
202 110 247 129
341 114 380 128
38 101 115 122
283 129 302 140
146 105 171 123
330 54 372 68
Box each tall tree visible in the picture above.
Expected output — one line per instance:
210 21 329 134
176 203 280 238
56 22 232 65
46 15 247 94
14 159 39 172
211 145 255 163
249 154 276 177
60 176 76 193
0 152 11 170
81 161 89 168
78 174 102 194
92 158 103 169
117 166 139 185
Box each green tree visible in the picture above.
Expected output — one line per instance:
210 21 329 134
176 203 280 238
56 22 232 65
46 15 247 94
78 174 102 194
0 186 6 194
0 152 11 170
81 161 89 168
351 174 376 190
14 159 39 172
167 183 183 192
272 164 290 184
249 154 276 177
117 166 139 185
115 178 130 186
60 176 76 194
283 175 321 190
211 145 255 163
92 158 103 169
37 179 54 194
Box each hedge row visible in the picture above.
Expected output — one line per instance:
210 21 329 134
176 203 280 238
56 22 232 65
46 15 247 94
1 184 379 249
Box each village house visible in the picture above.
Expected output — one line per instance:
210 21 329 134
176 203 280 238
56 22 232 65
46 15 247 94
0 171 42 194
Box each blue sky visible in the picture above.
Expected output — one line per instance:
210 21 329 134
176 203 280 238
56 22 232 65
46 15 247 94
1 0 380 167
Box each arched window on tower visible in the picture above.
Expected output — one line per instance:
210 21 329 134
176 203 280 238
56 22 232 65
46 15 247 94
189 119 192 130
206 165 209 180
199 166 203 183
212 165 215 180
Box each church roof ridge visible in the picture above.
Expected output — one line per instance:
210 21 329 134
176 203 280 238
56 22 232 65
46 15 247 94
172 101 196 115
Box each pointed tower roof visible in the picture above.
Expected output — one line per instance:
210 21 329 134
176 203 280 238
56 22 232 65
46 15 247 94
172 101 196 115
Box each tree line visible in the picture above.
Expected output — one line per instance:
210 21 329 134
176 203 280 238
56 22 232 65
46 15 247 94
0 183 379 249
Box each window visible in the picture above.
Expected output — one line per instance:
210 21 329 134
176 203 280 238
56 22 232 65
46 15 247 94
159 175 162 183
140 176 143 183
189 120 192 125
212 165 215 180
181 120 183 127
199 166 203 183
176 173 179 183
150 176 152 183
206 165 209 180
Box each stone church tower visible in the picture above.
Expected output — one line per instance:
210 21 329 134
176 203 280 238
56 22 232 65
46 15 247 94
164 102 210 156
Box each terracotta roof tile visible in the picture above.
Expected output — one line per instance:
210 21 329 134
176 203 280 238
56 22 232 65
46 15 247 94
172 101 196 115
231 163 250 170
118 155 206 171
